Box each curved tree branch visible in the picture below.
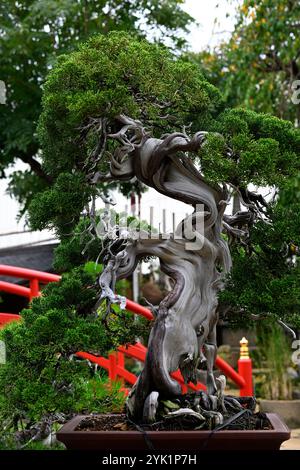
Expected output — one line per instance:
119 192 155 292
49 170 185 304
19 150 53 184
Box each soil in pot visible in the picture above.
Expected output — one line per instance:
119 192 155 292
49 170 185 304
76 411 272 432
76 394 266 432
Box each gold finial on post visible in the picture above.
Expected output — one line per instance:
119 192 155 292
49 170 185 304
239 336 249 360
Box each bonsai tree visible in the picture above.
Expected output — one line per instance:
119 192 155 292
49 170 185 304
30 32 300 424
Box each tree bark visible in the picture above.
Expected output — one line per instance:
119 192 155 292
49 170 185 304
99 121 233 421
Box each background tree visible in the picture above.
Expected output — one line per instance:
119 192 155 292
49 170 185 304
0 0 193 216
190 0 300 124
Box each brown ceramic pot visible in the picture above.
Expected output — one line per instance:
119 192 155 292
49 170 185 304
57 413 290 451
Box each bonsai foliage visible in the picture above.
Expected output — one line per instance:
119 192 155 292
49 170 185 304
27 32 300 424
0 265 146 447
30 31 222 236
0 0 194 216
32 33 300 235
220 176 300 330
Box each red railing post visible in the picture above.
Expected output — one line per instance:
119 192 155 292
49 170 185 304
116 351 125 386
238 337 253 396
117 351 125 369
181 384 188 394
29 278 40 301
108 352 118 382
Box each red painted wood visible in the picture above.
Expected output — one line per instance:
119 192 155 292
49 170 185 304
118 343 146 362
216 355 246 388
75 351 110 370
0 264 60 283
116 366 137 385
125 299 153 320
29 278 40 301
0 313 21 326
108 353 117 381
238 358 254 396
0 281 31 298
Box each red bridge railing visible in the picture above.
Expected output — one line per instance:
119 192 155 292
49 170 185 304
0 264 60 300
0 264 253 396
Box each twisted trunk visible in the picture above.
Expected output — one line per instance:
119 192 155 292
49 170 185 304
109 129 232 420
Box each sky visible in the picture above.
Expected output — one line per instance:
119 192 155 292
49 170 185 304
0 0 239 249
182 0 238 51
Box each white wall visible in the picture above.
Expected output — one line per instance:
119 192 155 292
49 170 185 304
0 162 55 249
